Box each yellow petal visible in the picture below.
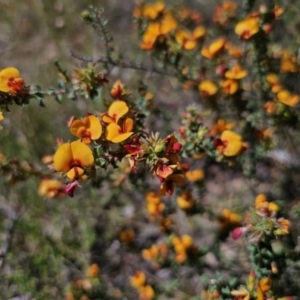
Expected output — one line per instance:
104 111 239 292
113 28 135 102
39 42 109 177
123 118 134 133
107 101 129 123
84 115 102 140
53 143 73 172
67 167 85 180
70 141 94 167
0 67 21 92
69 119 85 137
111 132 134 143
106 123 122 141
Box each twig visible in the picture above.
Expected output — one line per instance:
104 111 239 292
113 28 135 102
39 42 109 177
70 50 179 77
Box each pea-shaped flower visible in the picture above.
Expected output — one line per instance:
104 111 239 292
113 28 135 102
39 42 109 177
53 141 94 180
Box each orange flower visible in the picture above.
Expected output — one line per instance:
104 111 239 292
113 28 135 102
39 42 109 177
177 191 195 210
69 115 102 143
225 64 248 80
266 73 282 93
130 271 146 288
185 169 204 182
280 50 298 73
0 67 24 95
142 243 168 261
172 234 194 263
235 17 259 39
146 192 161 204
226 43 243 58
102 100 129 124
220 208 241 225
147 200 165 217
276 218 291 235
214 130 247 156
201 37 226 59
140 14 178 50
277 90 299 107
111 80 127 99
210 119 234 135
274 5 284 19
142 1 165 19
38 179 65 198
213 1 237 26
138 284 155 300
53 141 94 180
106 118 134 143
198 80 218 96
175 26 206 50
220 79 238 94
264 101 277 114
86 264 100 278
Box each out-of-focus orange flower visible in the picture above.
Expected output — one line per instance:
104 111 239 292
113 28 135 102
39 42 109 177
175 26 206 50
130 271 146 288
146 192 161 204
111 80 127 99
142 1 165 19
235 17 259 39
198 80 218 96
214 130 247 156
38 179 65 198
213 1 237 26
201 38 226 59
255 194 279 217
177 191 195 209
0 67 24 95
266 73 282 93
69 115 102 144
264 101 277 114
147 200 165 217
274 5 284 19
102 100 129 124
86 264 100 278
276 218 291 235
172 234 195 263
255 193 268 206
142 243 168 262
53 141 94 180
138 284 155 300
280 50 298 73
119 229 135 243
277 90 299 107
106 118 134 143
140 14 178 50
219 208 241 225
225 65 248 80
185 169 204 182
220 79 238 94
0 112 4 122
210 119 234 135
226 43 243 58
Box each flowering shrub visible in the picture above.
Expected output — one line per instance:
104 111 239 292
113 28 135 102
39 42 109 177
1 0 300 299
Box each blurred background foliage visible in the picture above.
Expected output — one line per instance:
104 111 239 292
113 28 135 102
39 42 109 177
1 0 300 299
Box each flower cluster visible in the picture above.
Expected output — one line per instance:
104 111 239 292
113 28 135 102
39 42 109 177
130 271 155 300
